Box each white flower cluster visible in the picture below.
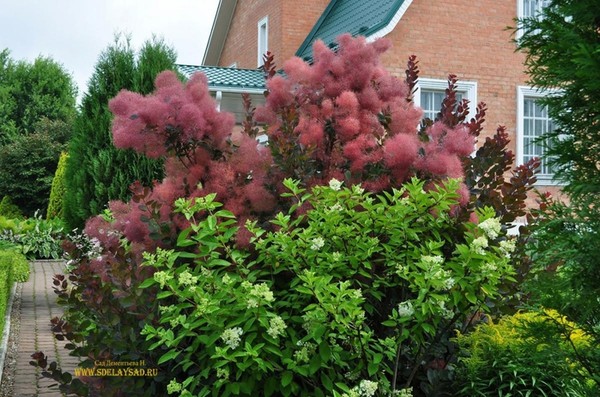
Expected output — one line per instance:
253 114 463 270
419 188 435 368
398 301 414 317
478 217 502 239
471 236 489 255
499 239 516 258
245 282 275 309
357 380 378 397
178 269 198 286
310 236 326 250
422 255 455 291
267 315 287 339
481 262 498 276
437 300 454 320
294 340 316 363
342 380 378 397
153 271 173 288
220 327 243 350
329 178 343 191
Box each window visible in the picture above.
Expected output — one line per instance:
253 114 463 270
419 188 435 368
517 0 550 38
517 86 557 184
414 78 477 121
257 16 269 67
519 0 550 19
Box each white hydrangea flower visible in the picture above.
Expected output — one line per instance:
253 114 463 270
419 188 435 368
353 185 365 195
442 277 456 290
153 271 173 288
178 270 198 286
329 178 343 191
478 217 502 239
481 262 498 276
397 301 414 317
499 239 516 257
246 282 274 309
357 380 378 397
330 203 343 212
220 327 243 350
332 251 343 261
422 255 444 267
310 236 325 250
471 236 489 255
267 315 287 339
437 300 454 320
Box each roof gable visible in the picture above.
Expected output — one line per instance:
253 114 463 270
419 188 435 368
296 0 412 61
203 0 238 66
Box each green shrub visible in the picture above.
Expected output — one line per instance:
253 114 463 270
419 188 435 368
0 249 30 338
140 179 517 396
453 310 596 396
47 152 69 220
0 196 22 219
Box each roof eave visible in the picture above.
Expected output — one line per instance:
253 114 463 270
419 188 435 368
202 0 238 66
365 0 414 42
295 0 339 59
207 86 266 94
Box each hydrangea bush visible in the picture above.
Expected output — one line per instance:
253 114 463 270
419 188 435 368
140 178 516 396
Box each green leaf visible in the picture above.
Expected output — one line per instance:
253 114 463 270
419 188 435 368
138 277 156 289
321 373 333 391
281 371 293 387
319 342 331 363
157 349 180 365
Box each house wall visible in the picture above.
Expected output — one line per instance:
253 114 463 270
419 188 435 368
217 0 561 202
379 0 561 202
381 1 525 142
219 0 329 68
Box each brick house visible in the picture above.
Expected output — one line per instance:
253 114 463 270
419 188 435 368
179 0 558 199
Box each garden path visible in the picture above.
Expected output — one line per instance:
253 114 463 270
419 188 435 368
11 260 79 397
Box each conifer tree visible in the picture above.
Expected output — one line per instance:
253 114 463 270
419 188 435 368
63 35 176 229
517 0 600 382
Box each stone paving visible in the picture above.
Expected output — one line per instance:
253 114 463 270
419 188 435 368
11 260 79 397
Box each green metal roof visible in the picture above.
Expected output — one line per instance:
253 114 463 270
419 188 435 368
296 0 408 61
177 64 266 92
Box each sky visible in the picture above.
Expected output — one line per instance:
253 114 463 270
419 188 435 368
0 0 220 102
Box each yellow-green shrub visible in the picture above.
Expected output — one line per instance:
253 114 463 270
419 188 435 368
454 310 595 396
47 152 68 220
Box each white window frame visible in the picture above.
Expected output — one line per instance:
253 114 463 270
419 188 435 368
414 78 478 120
516 86 561 186
517 0 550 38
257 16 269 67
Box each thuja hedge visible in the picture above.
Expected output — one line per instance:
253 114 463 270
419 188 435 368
31 34 540 397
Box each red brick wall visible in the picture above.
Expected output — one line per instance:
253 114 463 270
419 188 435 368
219 0 329 68
380 1 527 149
218 0 555 198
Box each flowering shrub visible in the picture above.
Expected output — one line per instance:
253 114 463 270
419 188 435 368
31 34 541 396
140 178 516 396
